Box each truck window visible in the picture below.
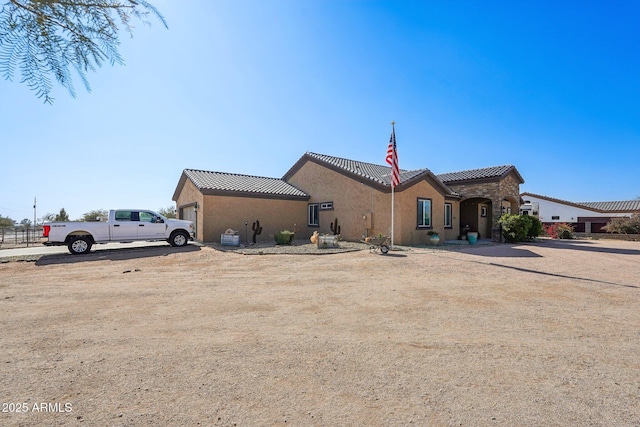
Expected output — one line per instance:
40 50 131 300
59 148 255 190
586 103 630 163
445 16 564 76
115 211 132 221
139 212 156 223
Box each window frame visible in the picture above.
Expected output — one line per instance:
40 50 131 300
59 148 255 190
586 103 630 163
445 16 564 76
308 203 319 227
417 198 432 229
444 203 452 228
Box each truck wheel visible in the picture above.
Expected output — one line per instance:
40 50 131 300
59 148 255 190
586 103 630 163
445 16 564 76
68 236 92 255
169 231 189 247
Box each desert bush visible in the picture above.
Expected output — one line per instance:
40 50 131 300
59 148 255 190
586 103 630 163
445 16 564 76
525 216 544 240
556 223 574 239
499 214 528 243
274 230 295 245
498 214 544 243
546 223 574 239
603 214 640 234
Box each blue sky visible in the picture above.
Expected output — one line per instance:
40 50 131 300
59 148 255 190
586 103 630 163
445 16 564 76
1 0 639 222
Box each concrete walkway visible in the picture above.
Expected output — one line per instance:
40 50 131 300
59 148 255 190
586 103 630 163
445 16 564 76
444 238 495 246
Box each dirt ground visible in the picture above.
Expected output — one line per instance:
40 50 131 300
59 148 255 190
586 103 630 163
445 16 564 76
1 239 639 426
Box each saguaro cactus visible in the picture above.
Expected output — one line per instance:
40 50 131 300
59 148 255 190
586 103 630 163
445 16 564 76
330 218 341 235
252 220 263 243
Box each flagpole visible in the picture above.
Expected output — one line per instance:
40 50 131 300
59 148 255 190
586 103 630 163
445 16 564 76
390 181 394 248
390 121 396 249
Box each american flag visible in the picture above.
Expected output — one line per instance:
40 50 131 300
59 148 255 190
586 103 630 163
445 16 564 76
385 124 400 188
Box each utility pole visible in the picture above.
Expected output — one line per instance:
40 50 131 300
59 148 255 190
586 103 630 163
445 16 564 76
31 197 37 247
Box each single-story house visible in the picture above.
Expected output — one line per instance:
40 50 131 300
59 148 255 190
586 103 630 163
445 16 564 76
520 192 640 233
172 152 524 245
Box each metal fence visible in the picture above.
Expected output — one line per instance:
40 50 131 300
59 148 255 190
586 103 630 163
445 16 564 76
0 227 44 249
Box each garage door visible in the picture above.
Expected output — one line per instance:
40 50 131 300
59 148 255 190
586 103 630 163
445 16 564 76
181 205 197 236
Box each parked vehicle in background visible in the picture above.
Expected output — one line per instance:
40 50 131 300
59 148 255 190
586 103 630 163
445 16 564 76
42 209 195 255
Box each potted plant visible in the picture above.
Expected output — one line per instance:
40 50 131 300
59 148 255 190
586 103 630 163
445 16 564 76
274 230 295 245
467 229 478 244
427 230 440 245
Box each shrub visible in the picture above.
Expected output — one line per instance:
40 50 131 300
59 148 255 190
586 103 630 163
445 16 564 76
603 214 640 234
274 230 295 245
544 224 555 238
498 214 528 243
557 223 574 239
498 214 543 243
527 216 544 240
546 223 574 239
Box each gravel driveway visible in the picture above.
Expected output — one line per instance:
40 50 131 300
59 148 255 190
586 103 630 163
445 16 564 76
1 239 639 426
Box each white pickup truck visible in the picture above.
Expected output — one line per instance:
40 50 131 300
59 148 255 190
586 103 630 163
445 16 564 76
42 209 195 255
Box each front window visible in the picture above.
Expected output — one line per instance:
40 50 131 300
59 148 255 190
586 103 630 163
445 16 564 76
139 211 162 223
308 204 319 226
417 198 432 228
139 211 154 222
444 203 452 228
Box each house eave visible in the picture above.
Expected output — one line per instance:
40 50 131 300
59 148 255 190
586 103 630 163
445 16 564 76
200 188 310 201
172 171 189 201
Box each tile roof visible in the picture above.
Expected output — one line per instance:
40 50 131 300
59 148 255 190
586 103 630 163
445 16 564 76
183 169 309 198
576 200 640 212
302 152 430 187
179 153 523 200
521 192 640 213
438 165 523 184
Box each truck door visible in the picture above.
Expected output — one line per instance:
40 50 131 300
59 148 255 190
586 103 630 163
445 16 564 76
137 211 167 239
111 210 138 241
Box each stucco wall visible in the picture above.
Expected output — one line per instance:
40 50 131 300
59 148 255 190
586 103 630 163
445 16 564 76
287 161 459 245
286 161 382 241
200 195 308 243
393 180 459 245
174 179 204 241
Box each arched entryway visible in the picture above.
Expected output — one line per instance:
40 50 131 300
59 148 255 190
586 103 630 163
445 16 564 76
460 196 521 241
499 196 519 217
459 197 493 239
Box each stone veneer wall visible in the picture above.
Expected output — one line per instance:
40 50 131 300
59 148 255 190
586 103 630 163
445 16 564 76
445 172 522 241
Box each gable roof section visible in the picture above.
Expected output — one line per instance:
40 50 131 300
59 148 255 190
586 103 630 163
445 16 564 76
283 152 456 195
438 165 524 184
521 192 640 213
173 169 309 201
